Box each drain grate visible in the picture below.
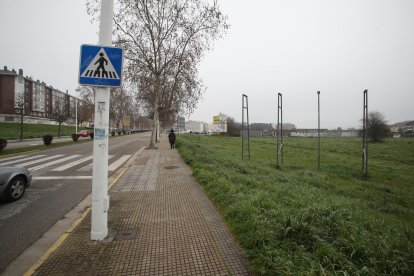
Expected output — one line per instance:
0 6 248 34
114 228 139 241
164 166 179 170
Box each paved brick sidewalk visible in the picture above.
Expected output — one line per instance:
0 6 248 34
30 136 251 275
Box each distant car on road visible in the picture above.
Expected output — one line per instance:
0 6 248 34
78 130 92 137
0 166 32 202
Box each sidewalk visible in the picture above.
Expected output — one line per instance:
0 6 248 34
27 136 251 275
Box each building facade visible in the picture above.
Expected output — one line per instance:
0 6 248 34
0 66 78 125
176 116 186 132
186 120 208 133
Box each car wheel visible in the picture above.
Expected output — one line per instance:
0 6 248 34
5 176 26 202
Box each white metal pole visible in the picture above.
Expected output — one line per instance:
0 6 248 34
75 96 78 134
91 0 114 241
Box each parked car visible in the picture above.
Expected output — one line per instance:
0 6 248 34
78 130 92 137
0 166 32 202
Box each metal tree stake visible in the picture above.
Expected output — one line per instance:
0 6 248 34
317 91 320 170
362 90 368 178
242 94 250 160
276 93 283 168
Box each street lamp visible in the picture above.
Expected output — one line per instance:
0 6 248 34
75 95 78 134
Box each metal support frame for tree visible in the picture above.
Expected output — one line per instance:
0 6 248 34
362 90 368 177
242 94 250 160
317 91 320 170
276 93 283 168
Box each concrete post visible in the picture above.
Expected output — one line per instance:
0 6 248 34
91 0 114 241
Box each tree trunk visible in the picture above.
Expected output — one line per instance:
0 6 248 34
149 104 159 148
157 119 160 142
20 113 23 141
149 74 161 148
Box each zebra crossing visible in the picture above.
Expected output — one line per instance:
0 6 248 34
0 154 131 173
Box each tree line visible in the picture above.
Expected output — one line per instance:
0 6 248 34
227 112 391 142
86 0 229 147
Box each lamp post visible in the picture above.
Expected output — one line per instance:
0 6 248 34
75 96 78 134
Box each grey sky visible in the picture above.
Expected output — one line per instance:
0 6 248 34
1 0 413 129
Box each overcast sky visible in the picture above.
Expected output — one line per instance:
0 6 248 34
1 0 413 129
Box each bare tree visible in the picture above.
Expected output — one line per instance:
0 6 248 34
368 111 390 142
130 101 142 130
52 93 68 138
76 86 95 127
110 85 134 129
14 92 26 141
227 116 241 137
87 0 228 147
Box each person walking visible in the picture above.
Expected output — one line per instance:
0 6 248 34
168 129 176 149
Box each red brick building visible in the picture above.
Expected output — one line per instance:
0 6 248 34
0 66 78 124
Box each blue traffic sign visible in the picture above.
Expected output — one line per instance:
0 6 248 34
79 44 123 87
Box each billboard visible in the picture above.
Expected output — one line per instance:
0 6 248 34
122 116 130 127
212 114 227 133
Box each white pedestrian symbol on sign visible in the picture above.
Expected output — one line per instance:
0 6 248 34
81 48 120 80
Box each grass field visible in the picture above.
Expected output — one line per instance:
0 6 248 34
0 122 89 140
177 135 414 275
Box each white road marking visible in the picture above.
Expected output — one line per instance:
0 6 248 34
77 155 114 171
29 155 81 171
33 176 92 180
17 155 64 167
0 155 47 166
108 155 131 171
51 155 93 171
0 154 28 162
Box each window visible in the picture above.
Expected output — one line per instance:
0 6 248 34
32 83 46 112
14 77 25 106
52 90 66 115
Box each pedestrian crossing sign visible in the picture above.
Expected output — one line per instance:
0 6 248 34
79 44 123 87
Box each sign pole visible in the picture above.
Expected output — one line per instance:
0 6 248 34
91 0 114 241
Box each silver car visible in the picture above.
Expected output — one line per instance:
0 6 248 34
0 166 32 202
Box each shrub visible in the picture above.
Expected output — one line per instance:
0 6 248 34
42 135 53 145
368 111 390 142
0 139 7 152
71 133 80 142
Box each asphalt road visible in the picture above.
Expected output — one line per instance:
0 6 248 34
0 132 151 273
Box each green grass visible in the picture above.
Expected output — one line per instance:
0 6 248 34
0 122 90 140
177 135 414 275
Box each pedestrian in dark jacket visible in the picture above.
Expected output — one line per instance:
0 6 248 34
168 129 176 149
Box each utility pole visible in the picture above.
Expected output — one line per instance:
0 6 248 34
91 0 114 241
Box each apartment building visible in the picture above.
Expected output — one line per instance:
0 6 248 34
0 66 77 124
